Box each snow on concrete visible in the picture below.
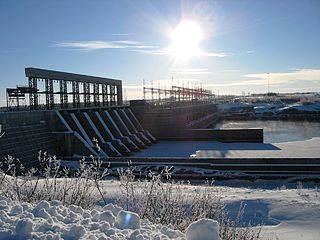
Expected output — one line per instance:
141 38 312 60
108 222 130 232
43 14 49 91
193 137 320 158
132 137 320 158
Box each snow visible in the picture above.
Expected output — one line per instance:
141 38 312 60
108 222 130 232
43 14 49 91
281 102 320 112
193 137 320 158
218 102 252 111
115 210 140 230
218 100 320 115
131 137 320 158
0 196 189 240
186 218 220 240
0 178 319 239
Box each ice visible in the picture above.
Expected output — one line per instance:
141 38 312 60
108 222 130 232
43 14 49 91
186 218 220 240
115 210 141 230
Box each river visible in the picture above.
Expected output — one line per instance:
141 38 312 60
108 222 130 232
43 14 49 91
214 120 320 143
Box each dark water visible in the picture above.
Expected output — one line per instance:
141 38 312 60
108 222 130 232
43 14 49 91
215 120 320 143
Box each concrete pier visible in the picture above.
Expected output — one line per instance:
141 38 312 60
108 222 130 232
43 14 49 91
110 110 146 149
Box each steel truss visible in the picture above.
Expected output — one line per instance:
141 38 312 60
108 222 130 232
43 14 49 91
16 68 123 110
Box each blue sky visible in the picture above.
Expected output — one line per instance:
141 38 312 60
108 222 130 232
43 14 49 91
0 0 320 104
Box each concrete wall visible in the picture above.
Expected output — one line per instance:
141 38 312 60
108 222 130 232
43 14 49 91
0 111 49 127
131 103 219 139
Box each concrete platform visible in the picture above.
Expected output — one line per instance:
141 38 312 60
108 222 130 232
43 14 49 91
132 137 320 158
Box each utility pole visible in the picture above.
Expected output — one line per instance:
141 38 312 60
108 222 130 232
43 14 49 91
143 79 146 100
267 72 270 94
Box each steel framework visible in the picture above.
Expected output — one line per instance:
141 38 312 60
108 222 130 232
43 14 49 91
15 68 124 110
143 85 215 103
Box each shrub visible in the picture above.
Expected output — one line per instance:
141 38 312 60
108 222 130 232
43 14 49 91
116 165 265 240
0 152 108 209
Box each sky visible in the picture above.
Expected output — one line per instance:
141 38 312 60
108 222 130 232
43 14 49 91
0 0 320 105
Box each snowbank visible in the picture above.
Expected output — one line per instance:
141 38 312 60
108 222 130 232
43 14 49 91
281 102 320 113
0 197 220 240
218 102 252 112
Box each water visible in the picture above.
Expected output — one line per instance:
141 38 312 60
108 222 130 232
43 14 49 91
214 120 320 143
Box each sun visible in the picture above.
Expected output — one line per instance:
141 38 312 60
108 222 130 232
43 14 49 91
169 19 204 59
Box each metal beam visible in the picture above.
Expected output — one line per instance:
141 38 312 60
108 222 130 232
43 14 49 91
25 67 121 85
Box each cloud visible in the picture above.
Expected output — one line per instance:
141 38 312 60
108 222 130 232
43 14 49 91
52 40 156 51
173 68 212 75
111 33 130 36
205 68 320 88
130 48 227 58
246 50 255 54
53 40 227 58
199 51 228 57
244 68 320 85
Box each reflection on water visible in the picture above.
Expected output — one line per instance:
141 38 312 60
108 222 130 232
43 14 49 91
214 120 320 143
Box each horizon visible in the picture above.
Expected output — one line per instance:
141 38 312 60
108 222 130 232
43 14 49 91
1 0 320 106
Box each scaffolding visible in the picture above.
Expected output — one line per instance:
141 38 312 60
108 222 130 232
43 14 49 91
6 86 36 110
6 68 123 110
143 85 215 104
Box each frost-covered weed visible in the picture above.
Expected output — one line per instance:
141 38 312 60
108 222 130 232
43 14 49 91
116 165 266 240
0 151 108 209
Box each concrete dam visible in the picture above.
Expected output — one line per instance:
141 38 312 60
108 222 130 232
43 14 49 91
1 67 223 166
2 67 319 177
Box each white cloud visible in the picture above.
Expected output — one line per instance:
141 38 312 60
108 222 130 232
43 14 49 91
244 68 320 85
199 51 228 57
131 48 227 58
53 40 227 58
246 50 255 54
173 68 211 75
204 69 320 88
111 33 130 36
52 40 156 51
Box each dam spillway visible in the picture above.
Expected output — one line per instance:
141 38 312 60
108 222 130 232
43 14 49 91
0 106 158 166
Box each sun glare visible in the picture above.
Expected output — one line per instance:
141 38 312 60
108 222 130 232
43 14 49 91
169 19 204 59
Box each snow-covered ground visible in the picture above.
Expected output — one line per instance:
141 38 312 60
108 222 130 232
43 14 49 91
217 183 320 240
281 102 320 113
217 100 320 115
193 137 320 158
132 137 320 158
0 196 189 240
1 179 318 239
